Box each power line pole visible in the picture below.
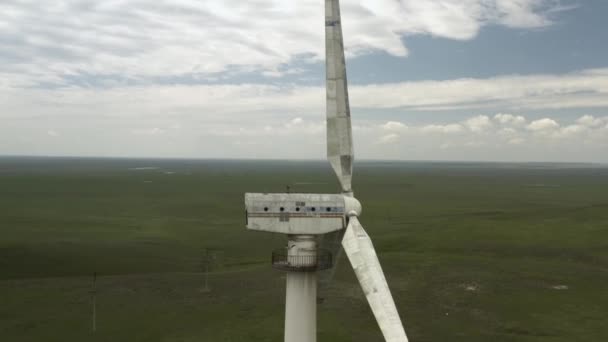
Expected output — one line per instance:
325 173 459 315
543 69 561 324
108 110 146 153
204 249 210 292
201 249 213 293
91 272 97 333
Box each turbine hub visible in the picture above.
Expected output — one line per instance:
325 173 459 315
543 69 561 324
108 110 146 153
343 195 361 217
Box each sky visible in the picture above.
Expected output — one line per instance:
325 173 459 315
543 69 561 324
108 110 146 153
1 0 607 162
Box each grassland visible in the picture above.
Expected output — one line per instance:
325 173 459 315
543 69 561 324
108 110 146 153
1 157 607 341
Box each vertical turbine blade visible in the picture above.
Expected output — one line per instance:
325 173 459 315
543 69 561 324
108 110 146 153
326 0 353 193
342 217 409 342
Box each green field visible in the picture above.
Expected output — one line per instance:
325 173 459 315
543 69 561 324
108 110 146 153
1 157 607 341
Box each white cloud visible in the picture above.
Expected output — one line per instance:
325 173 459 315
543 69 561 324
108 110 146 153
576 115 606 128
378 133 399 144
218 118 325 138
494 113 526 125
557 124 587 137
507 137 525 145
465 115 492 132
3 111 608 162
3 69 608 125
420 124 464 134
0 0 564 87
381 121 408 132
499 127 517 135
496 0 552 28
526 118 559 131
47 130 59 137
351 69 608 111
286 117 305 128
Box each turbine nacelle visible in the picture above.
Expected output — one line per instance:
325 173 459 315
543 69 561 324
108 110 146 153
245 193 361 235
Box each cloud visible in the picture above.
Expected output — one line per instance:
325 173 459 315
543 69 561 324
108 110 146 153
0 0 565 88
351 69 608 111
3 111 607 162
213 118 325 138
5 69 608 129
526 118 559 131
495 0 552 28
557 124 587 137
366 114 606 161
420 124 464 134
286 117 304 128
381 121 408 132
378 133 399 144
576 115 606 128
465 115 492 133
549 115 608 138
47 130 59 137
3 69 608 162
402 114 604 146
494 113 526 125
499 127 517 136
507 137 525 145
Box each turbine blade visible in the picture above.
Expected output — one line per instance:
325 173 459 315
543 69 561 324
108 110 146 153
342 217 408 342
317 229 346 299
325 0 353 193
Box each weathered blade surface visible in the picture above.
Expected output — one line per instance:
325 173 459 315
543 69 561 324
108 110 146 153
317 228 345 299
342 217 408 342
325 0 353 193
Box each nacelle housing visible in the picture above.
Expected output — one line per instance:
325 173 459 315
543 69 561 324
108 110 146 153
245 193 348 235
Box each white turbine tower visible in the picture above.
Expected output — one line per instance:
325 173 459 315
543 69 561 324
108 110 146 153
244 0 409 341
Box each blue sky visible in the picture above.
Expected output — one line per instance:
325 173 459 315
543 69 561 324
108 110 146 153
1 0 607 162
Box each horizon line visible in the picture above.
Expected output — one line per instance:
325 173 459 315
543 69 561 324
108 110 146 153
1 154 606 166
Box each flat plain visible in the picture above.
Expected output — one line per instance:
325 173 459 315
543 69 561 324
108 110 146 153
1 157 607 342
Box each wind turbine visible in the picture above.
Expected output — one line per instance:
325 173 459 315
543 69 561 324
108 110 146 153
244 0 409 341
